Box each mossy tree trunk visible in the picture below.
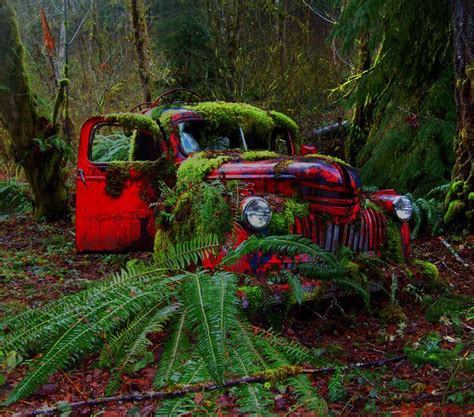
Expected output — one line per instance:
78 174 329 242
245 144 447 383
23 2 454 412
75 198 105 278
130 0 153 103
346 35 373 166
0 0 69 220
445 0 474 229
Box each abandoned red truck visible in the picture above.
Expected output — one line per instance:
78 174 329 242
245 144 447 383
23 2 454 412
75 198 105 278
76 89 413 275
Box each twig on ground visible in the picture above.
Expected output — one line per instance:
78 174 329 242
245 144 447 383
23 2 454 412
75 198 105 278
21 355 407 416
439 237 470 269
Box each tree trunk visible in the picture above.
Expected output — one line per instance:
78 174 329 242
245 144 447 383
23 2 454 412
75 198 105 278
0 0 69 220
130 0 153 102
346 35 373 165
445 0 474 229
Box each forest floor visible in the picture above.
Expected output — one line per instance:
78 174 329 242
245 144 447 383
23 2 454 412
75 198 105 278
0 214 473 416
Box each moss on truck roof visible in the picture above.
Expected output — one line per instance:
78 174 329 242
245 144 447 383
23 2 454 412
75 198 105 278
149 101 300 142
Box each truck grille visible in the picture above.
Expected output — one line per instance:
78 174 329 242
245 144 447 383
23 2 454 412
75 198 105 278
291 207 386 253
299 181 360 217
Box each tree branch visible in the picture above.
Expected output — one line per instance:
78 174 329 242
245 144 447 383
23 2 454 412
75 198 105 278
21 355 406 416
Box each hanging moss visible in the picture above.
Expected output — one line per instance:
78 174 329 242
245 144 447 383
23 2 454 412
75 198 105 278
105 162 131 198
105 158 176 199
382 220 405 263
268 199 310 235
156 180 235 247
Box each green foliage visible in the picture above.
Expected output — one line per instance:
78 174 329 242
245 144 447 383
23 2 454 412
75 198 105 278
223 234 370 306
409 193 444 238
333 0 455 195
0 234 328 413
157 180 234 245
424 296 471 332
92 134 131 163
412 259 440 284
0 179 32 214
268 199 310 235
104 113 160 137
382 220 405 263
404 333 473 371
176 153 232 190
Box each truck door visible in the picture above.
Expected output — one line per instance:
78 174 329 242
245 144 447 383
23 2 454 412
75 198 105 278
76 116 167 253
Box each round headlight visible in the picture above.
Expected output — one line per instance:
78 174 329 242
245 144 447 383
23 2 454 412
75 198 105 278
393 196 413 221
242 197 272 230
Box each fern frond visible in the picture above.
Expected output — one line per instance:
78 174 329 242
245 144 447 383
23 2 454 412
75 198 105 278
288 375 328 414
253 327 314 365
155 357 210 415
5 287 161 405
153 234 220 269
154 309 191 388
284 271 304 305
181 271 226 385
105 303 179 394
222 234 337 266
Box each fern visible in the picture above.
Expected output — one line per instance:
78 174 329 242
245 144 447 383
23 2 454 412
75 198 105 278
154 309 191 388
222 234 338 266
3 233 333 414
105 303 179 394
0 179 32 214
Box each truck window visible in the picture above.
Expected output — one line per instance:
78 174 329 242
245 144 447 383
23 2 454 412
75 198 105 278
90 124 161 163
270 129 292 155
178 121 245 154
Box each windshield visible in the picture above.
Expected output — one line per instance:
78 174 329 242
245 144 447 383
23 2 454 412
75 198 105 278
179 121 247 154
178 120 292 155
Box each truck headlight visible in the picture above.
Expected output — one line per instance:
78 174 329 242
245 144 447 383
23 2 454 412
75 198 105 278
393 196 413 221
242 197 272 230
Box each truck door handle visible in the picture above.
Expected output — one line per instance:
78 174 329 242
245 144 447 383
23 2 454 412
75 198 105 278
78 169 86 185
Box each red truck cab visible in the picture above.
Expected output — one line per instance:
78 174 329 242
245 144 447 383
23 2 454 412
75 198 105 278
76 91 412 269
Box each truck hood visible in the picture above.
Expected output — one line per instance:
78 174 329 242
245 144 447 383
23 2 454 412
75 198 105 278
207 156 361 190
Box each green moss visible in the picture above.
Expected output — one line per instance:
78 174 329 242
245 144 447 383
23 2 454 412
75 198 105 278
153 228 172 253
443 199 465 224
269 111 299 138
150 102 298 147
468 192 474 201
379 304 407 324
304 153 351 166
105 158 175 199
383 220 405 263
412 259 440 282
363 200 383 212
241 150 280 160
105 113 160 137
176 153 232 191
188 102 274 140
268 199 310 235
105 162 130 198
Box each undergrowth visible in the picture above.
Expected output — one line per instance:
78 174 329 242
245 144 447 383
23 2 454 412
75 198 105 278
0 233 363 415
0 179 32 214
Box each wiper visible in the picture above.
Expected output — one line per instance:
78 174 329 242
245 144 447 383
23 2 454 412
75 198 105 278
239 127 248 151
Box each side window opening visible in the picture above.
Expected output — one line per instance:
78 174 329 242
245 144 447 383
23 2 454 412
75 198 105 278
270 128 292 155
90 123 161 163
